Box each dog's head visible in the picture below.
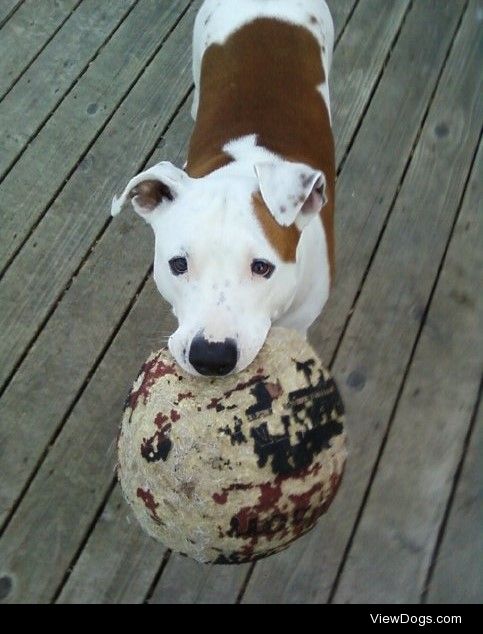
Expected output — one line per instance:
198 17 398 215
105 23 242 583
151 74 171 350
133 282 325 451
112 159 327 376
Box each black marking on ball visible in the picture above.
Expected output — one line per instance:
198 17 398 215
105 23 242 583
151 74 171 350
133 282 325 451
227 512 288 540
251 367 344 476
295 358 316 384
245 380 281 421
218 415 247 445
141 431 172 462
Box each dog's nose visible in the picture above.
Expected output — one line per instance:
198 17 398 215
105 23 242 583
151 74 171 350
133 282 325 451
189 336 238 376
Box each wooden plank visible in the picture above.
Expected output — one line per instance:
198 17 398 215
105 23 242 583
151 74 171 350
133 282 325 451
0 0 137 178
0 0 193 392
242 0 478 604
0 278 174 603
332 0 408 162
0 0 191 275
57 486 166 604
149 555 250 605
0 0 79 98
0 0 24 29
328 0 358 40
0 6 197 525
333 142 482 604
57 104 194 605
427 403 483 605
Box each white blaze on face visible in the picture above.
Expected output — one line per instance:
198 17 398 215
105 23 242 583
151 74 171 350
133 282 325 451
111 157 328 375
156 178 294 375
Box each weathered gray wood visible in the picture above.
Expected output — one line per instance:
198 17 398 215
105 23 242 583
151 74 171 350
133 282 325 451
0 6 197 525
0 0 23 28
0 0 79 98
0 0 137 178
0 277 176 603
0 0 194 392
57 486 166 604
427 404 482 605
332 0 408 162
333 142 483 604
57 104 193 606
328 0 358 41
149 556 250 604
0 0 191 274
242 0 478 603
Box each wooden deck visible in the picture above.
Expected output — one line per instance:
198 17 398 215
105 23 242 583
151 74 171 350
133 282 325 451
0 0 481 604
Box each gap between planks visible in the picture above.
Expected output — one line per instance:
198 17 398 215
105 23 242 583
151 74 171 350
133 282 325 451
421 378 482 603
0 88 192 539
0 0 84 101
0 1 194 401
328 128 481 603
0 0 25 30
0 0 141 183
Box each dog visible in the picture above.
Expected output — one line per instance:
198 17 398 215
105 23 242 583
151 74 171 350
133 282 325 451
112 0 335 377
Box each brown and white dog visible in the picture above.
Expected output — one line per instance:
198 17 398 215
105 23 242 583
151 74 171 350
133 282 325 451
112 0 335 377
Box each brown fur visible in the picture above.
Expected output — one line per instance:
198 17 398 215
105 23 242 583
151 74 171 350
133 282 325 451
186 19 335 279
252 193 300 262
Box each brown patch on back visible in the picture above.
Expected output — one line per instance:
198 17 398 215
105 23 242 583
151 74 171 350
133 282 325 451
252 193 300 262
187 19 335 280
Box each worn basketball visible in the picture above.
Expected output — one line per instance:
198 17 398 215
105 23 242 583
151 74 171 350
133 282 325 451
117 327 347 564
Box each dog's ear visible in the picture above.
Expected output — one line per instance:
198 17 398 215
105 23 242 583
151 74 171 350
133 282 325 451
254 160 327 230
111 161 189 223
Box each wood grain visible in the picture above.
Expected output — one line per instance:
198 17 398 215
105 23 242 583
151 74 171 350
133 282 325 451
0 0 194 392
0 0 79 98
0 0 136 178
333 141 482 603
0 0 190 273
427 401 482 604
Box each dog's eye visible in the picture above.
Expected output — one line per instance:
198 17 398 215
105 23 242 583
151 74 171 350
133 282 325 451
169 257 188 276
251 259 275 279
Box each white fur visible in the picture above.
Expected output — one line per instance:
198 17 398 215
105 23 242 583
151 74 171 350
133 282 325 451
112 1 334 375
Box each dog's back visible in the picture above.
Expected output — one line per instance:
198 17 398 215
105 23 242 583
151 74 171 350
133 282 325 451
188 0 335 275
